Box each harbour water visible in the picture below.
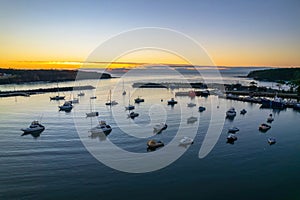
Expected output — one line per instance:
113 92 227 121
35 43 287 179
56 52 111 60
0 67 300 199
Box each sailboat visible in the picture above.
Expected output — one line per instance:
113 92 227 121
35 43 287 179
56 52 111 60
86 98 99 117
125 92 135 110
122 80 126 95
50 82 65 100
105 90 118 106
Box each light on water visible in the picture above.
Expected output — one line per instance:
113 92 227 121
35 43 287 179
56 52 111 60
0 69 300 199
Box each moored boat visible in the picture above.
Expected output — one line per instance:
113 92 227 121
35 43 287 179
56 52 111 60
259 123 271 132
153 123 168 134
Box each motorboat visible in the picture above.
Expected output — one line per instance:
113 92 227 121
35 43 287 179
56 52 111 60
199 106 206 112
227 134 237 144
86 111 99 117
77 91 85 96
128 112 139 119
226 107 236 118
50 95 65 101
134 97 145 103
122 80 126 95
167 98 177 105
21 121 45 135
179 137 194 145
89 121 112 134
268 137 276 145
267 114 274 123
187 116 197 124
259 123 271 132
228 127 239 133
240 109 247 115
147 140 164 150
59 101 73 112
153 123 168 134
125 105 135 110
105 90 118 106
187 102 196 107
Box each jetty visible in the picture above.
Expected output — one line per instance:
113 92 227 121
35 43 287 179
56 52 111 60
0 85 95 98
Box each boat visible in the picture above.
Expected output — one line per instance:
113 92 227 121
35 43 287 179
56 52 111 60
21 121 45 135
228 127 239 133
187 102 196 107
86 99 99 117
90 96 97 99
77 91 85 97
179 137 194 145
128 111 139 119
125 92 135 110
240 109 247 115
259 123 271 132
122 80 126 95
199 90 210 97
70 98 79 104
153 123 168 134
226 107 236 118
59 101 73 112
147 140 164 150
134 97 144 103
227 134 237 144
198 106 206 112
268 137 276 145
267 114 274 123
105 90 118 106
187 116 197 124
167 98 177 105
261 95 286 109
89 121 112 134
50 82 65 100
293 103 300 110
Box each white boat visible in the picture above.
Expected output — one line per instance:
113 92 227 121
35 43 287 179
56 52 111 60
228 127 239 133
268 137 276 145
90 96 97 99
128 112 139 119
267 114 274 123
259 123 271 132
226 107 236 117
187 116 197 124
50 82 65 100
153 123 168 134
86 99 99 117
105 90 118 106
179 137 194 145
21 120 45 135
59 101 73 111
122 80 126 95
77 91 85 96
240 109 247 114
167 98 177 105
89 121 112 134
187 102 196 107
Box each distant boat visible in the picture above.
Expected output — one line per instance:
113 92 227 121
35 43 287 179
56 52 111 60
50 82 65 100
147 140 164 150
226 107 236 118
240 109 247 115
21 120 45 135
105 90 118 106
167 98 177 105
267 114 274 123
187 116 197 124
187 102 196 107
179 137 194 145
77 91 85 97
70 98 79 104
228 127 239 133
259 123 271 132
128 111 139 119
153 123 168 134
90 96 97 99
227 134 237 144
134 97 144 103
125 92 135 110
86 98 99 117
268 137 276 145
89 121 112 134
59 101 73 112
198 106 206 112
122 80 126 95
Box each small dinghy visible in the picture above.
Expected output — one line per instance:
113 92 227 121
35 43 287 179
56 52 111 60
167 98 177 105
86 111 99 117
187 102 196 107
128 112 139 119
147 140 164 151
259 123 271 132
267 114 274 123
240 109 247 115
198 106 206 112
70 98 79 104
228 127 239 133
179 137 194 145
134 97 145 103
268 137 276 145
153 123 167 134
187 116 197 124
90 96 97 99
227 134 237 144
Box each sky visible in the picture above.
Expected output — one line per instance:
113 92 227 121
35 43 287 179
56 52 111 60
0 0 300 69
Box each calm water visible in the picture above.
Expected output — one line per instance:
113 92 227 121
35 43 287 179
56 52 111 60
0 67 300 199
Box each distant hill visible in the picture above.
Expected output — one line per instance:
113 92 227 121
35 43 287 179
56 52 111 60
247 68 300 82
0 68 111 84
